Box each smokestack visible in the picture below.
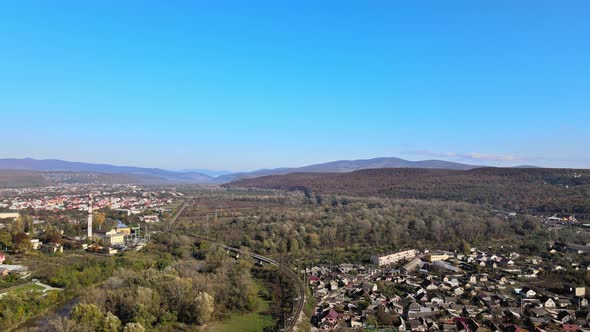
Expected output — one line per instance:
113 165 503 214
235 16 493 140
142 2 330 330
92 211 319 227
87 193 93 239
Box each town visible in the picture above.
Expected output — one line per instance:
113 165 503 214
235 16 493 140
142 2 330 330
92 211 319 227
308 245 590 331
0 185 180 292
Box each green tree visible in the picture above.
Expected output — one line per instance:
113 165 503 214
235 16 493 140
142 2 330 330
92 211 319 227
11 216 25 233
102 312 122 332
460 240 472 254
71 303 103 331
0 230 12 249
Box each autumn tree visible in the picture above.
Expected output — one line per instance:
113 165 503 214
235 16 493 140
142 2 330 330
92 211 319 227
13 232 31 253
94 212 106 230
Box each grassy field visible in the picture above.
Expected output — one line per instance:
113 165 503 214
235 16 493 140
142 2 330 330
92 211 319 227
0 283 46 299
207 280 274 332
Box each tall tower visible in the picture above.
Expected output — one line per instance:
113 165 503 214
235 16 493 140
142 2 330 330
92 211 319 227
87 193 93 239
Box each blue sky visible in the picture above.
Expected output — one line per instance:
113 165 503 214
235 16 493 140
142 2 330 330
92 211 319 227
1 1 588 170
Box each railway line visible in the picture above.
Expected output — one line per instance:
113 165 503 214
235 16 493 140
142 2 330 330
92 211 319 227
171 201 306 331
222 246 306 332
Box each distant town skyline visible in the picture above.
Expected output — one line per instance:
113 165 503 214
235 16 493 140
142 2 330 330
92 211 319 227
1 1 589 170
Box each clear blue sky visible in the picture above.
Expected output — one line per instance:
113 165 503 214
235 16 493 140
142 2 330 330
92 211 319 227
1 1 588 170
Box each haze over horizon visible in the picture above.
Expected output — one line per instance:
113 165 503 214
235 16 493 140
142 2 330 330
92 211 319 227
1 1 589 170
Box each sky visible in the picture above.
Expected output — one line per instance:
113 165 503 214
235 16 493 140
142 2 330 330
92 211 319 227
1 1 589 171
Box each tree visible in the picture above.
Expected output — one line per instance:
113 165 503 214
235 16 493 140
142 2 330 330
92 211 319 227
43 228 63 244
13 232 31 254
0 230 12 249
102 312 122 332
195 291 214 325
71 303 103 331
11 216 25 233
94 212 106 230
460 240 471 254
123 322 145 332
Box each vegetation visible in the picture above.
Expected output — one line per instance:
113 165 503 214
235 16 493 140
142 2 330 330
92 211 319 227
175 194 552 259
229 167 590 216
33 238 272 331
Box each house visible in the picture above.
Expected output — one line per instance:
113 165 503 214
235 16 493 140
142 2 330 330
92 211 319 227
0 253 5 264
499 258 515 267
433 260 461 273
0 265 29 278
401 258 424 273
362 282 377 293
520 287 537 298
421 280 439 291
0 268 8 277
309 275 320 285
542 298 556 308
0 212 19 219
41 243 63 254
319 308 339 329
30 239 41 250
562 324 579 332
556 310 573 323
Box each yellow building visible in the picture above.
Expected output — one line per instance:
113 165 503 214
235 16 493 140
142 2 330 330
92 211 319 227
426 252 450 262
104 234 125 246
115 221 131 235
94 229 126 246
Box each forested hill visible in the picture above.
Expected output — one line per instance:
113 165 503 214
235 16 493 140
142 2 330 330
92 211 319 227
228 167 590 215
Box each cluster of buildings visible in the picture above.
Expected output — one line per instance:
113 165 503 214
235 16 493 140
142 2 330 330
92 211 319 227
0 192 173 213
308 248 590 331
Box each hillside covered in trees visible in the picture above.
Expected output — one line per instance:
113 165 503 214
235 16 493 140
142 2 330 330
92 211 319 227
228 168 590 216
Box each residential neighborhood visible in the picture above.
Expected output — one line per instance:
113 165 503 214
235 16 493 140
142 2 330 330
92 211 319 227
308 247 590 331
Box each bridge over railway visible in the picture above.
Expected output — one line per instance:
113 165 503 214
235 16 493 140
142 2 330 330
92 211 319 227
206 241 306 332
169 200 306 332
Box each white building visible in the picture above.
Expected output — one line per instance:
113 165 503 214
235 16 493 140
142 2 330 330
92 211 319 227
371 249 417 266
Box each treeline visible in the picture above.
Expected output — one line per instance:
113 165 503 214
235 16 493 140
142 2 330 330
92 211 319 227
179 196 549 256
229 167 590 215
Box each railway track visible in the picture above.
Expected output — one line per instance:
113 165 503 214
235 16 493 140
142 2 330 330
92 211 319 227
223 247 306 332
177 204 306 331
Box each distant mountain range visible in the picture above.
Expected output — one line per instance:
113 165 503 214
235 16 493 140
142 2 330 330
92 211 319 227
0 157 540 187
213 157 483 182
0 158 212 184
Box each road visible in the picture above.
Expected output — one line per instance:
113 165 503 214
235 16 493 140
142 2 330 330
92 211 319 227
166 197 191 231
